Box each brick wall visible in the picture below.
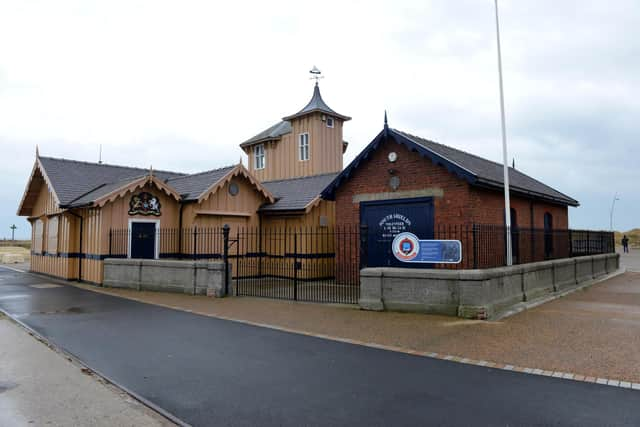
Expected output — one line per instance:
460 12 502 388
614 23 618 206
334 138 571 270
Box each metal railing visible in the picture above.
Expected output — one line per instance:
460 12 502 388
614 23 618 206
108 224 615 281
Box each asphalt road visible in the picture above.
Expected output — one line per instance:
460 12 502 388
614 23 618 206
1 266 639 427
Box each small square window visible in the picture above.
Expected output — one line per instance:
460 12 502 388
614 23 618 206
326 117 334 128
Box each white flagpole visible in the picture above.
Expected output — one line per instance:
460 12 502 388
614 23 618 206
495 0 513 266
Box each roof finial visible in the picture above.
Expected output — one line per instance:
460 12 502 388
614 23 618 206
384 110 388 128
309 65 323 86
149 165 154 177
239 156 243 166
36 145 40 158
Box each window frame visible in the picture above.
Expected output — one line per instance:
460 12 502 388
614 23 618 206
326 117 334 128
33 219 44 254
254 144 265 170
298 132 310 161
47 216 59 255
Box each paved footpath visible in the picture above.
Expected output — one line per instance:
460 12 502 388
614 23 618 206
0 313 171 427
1 266 639 427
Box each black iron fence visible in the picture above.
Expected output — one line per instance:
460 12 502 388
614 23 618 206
109 227 225 260
233 225 360 304
108 224 614 303
358 224 614 270
108 225 361 304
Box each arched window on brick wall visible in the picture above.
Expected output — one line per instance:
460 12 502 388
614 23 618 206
544 212 554 259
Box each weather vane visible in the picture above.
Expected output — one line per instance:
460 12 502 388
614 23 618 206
309 65 324 84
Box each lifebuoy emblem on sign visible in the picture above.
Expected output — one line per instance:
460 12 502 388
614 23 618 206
392 232 420 262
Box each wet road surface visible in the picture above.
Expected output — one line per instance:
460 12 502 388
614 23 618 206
1 266 639 427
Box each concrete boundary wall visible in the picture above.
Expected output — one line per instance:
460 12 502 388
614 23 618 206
103 259 230 297
360 254 620 320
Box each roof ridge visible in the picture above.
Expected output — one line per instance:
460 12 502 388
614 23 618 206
166 165 236 182
39 155 185 176
392 128 577 204
393 129 509 169
262 172 338 184
394 129 576 200
64 174 149 206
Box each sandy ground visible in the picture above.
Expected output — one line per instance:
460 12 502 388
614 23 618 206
0 247 29 264
0 313 173 427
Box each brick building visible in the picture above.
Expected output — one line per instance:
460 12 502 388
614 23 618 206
322 120 579 269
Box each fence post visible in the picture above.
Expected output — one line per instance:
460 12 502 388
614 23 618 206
359 224 368 269
108 229 112 257
293 232 298 301
569 230 573 257
222 224 230 296
192 226 198 260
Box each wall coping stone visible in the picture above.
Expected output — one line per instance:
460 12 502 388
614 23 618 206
360 253 619 319
104 258 141 266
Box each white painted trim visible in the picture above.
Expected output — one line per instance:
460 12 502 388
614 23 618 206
253 144 265 170
298 132 310 161
127 218 160 259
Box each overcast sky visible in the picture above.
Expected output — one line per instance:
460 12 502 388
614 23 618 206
1 0 638 239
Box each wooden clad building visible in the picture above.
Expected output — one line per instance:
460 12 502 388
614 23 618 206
17 78 581 287
17 82 351 284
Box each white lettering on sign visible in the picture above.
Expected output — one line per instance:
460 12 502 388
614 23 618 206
379 213 412 239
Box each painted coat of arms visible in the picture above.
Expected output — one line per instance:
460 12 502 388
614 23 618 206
129 192 161 216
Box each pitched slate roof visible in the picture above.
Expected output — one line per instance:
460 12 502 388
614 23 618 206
68 175 146 207
166 166 236 200
282 83 351 122
322 127 579 207
38 157 184 207
240 120 292 147
260 173 339 212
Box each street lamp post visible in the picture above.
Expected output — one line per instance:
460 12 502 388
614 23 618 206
10 224 17 241
494 0 513 266
610 194 620 231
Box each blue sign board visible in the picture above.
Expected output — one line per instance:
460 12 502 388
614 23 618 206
392 232 462 264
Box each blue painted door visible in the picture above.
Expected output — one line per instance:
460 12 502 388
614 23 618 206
360 197 434 268
131 222 156 259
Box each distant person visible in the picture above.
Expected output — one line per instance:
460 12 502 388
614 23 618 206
622 235 630 253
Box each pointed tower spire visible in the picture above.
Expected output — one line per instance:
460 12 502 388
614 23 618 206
282 67 351 121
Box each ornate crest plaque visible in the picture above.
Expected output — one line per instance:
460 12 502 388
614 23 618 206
129 192 161 216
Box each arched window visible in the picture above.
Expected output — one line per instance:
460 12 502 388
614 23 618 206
544 212 554 259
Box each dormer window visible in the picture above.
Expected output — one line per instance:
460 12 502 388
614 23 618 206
254 144 265 169
326 117 334 128
299 133 310 161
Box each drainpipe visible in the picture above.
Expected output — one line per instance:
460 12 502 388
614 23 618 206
68 210 84 281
